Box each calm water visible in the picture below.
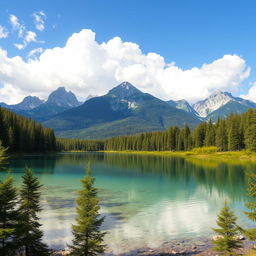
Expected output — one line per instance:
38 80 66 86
1 152 256 253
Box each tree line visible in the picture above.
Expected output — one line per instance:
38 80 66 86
56 138 104 151
104 109 256 152
0 107 56 153
2 106 256 153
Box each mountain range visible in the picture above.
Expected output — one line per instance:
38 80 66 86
0 87 82 121
1 82 255 138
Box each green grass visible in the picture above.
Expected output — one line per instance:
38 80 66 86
103 149 256 163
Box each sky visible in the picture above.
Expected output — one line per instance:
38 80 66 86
0 0 256 104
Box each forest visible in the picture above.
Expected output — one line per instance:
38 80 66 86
104 109 256 152
0 107 56 152
1 106 256 153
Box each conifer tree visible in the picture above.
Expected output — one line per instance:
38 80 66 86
244 172 256 240
69 163 106 256
0 141 7 171
228 120 240 151
215 120 227 151
18 167 49 256
212 202 242 255
244 111 256 151
0 176 19 256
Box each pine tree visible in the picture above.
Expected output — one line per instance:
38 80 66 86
216 120 227 151
0 141 8 171
244 172 256 240
18 167 49 256
228 120 240 151
69 163 106 256
0 176 19 256
244 111 256 151
212 201 242 255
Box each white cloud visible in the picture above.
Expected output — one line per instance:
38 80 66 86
24 31 37 43
0 29 251 104
28 47 44 58
0 25 8 38
9 14 38 50
240 82 256 102
9 14 25 38
33 11 46 31
13 43 26 50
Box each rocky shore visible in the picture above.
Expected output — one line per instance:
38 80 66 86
51 236 255 256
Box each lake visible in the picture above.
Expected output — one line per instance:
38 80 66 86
1 152 255 254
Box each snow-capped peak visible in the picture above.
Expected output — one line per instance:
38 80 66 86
193 91 233 117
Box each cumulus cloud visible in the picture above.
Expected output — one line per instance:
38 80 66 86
0 25 8 38
240 82 256 102
0 29 251 104
33 11 46 31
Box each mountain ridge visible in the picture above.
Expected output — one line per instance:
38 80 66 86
43 82 200 138
1 82 256 138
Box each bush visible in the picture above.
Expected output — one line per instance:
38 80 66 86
192 146 219 154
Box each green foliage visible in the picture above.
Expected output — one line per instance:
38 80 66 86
244 172 256 241
104 109 256 153
216 119 228 151
191 146 219 154
0 106 56 153
244 110 256 151
0 141 8 171
0 176 19 256
56 138 104 151
18 167 49 256
69 163 106 256
212 202 242 255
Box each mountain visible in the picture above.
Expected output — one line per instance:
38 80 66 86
46 87 81 108
167 99 199 117
44 82 201 138
0 96 44 111
193 91 256 121
206 101 250 121
193 91 233 117
22 87 82 121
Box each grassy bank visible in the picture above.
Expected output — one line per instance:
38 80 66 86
103 150 256 162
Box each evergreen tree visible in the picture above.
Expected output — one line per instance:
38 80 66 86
205 119 215 146
216 120 227 151
244 172 256 240
69 163 106 256
0 141 8 171
212 202 242 255
0 176 19 256
244 111 256 151
228 119 240 151
18 167 49 256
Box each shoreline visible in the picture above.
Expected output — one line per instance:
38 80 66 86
102 150 256 163
51 236 254 256
6 150 256 163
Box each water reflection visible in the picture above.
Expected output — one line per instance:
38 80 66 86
1 152 255 253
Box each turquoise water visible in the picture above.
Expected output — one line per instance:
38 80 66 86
1 152 255 254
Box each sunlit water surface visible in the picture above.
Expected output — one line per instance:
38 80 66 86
1 152 255 254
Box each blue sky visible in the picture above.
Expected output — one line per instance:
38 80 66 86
0 0 256 103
